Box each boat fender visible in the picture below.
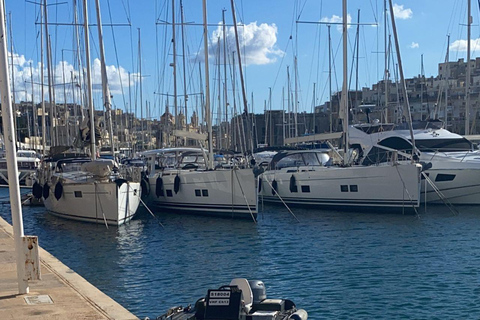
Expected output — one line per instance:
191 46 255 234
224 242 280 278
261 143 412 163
288 309 308 320
271 179 277 195
43 183 50 199
174 175 181 194
32 182 43 199
155 177 164 197
258 177 262 193
420 161 433 171
141 177 150 197
289 174 297 193
115 179 127 188
54 182 63 200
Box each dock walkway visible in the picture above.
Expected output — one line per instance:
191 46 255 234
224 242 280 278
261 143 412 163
0 216 138 319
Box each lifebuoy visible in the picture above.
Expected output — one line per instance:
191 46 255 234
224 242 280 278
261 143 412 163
32 182 43 199
140 177 150 197
289 174 297 193
174 175 181 194
155 176 164 197
43 183 50 199
271 179 278 195
54 182 63 200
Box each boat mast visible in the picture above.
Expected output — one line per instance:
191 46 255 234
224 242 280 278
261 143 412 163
222 9 228 148
384 0 389 122
465 0 472 135
388 0 416 159
180 0 188 129
44 0 56 146
202 0 213 169
445 34 450 126
340 0 349 166
40 5 46 156
172 0 178 146
95 0 115 158
230 0 252 154
328 25 332 133
83 0 96 160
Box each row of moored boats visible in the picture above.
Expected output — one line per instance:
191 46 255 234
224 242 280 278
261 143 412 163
17 120 480 227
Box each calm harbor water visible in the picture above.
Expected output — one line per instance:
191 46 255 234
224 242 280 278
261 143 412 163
1 188 480 319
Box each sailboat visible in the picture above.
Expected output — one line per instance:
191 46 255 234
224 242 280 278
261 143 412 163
42 0 141 226
144 0 257 221
258 0 422 210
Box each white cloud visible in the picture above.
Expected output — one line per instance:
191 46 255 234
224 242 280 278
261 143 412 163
320 13 352 32
7 51 138 104
450 38 480 52
409 42 419 49
393 4 413 20
198 22 283 66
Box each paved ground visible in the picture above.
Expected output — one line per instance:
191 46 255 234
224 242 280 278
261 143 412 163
0 216 139 320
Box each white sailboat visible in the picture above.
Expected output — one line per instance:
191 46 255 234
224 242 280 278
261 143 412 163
259 0 422 210
42 0 141 226
144 0 257 221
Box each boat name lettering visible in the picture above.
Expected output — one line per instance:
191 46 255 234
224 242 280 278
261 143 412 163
208 299 230 306
209 291 230 298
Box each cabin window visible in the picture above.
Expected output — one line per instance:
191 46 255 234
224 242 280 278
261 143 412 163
195 189 201 197
276 154 304 169
74 191 82 198
301 185 310 193
350 185 358 192
341 185 348 192
166 190 173 197
202 189 209 197
435 174 456 182
302 153 321 166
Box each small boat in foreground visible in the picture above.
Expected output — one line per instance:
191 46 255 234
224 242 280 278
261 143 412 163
156 278 307 320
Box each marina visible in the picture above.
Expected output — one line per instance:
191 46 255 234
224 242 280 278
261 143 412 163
2 186 480 319
3 0 480 318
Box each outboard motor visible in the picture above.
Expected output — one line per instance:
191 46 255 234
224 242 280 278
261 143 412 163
249 280 267 304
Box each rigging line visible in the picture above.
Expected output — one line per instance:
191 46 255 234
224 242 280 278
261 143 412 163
121 0 131 24
394 164 419 218
270 36 292 92
106 0 127 110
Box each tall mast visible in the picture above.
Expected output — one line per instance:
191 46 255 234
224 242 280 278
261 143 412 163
355 9 360 118
40 5 46 156
328 25 332 133
340 0 349 165
222 9 228 145
44 0 55 146
95 0 115 157
83 0 96 159
138 28 144 151
287 65 291 138
294 56 298 138
465 0 472 135
230 0 252 153
30 63 38 150
388 0 416 159
172 0 178 145
445 34 450 126
180 0 188 124
217 36 222 149
202 0 213 169
384 0 388 122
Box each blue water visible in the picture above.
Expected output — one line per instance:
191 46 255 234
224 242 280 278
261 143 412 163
1 188 480 319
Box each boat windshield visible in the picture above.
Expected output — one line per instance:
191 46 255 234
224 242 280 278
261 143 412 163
275 152 325 169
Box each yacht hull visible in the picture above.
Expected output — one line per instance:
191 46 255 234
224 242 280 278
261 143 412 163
260 164 421 208
147 168 258 220
44 181 141 226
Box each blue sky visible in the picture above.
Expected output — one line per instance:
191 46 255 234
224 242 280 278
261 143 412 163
4 0 479 123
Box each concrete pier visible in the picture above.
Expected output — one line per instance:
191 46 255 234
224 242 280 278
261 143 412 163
0 216 138 319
